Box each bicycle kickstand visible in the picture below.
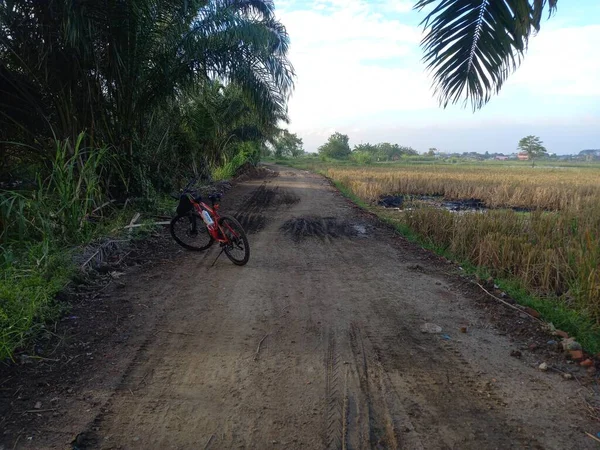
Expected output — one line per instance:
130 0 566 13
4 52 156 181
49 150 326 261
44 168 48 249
211 247 226 267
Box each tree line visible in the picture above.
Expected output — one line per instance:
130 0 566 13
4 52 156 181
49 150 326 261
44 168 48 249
0 0 294 195
317 132 417 163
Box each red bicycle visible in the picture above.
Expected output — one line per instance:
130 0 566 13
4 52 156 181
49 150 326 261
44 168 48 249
170 179 250 266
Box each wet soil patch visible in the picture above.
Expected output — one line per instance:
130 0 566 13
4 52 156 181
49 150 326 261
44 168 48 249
378 194 535 213
280 216 367 241
244 184 278 210
235 186 299 234
235 212 267 234
275 189 300 206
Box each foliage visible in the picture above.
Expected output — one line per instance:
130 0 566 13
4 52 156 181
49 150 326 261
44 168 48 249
416 0 558 109
0 0 295 360
272 129 304 158
353 142 417 161
0 0 294 194
518 135 548 166
350 151 373 165
318 132 352 160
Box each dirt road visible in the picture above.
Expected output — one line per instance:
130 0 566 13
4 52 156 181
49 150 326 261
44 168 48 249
4 166 597 449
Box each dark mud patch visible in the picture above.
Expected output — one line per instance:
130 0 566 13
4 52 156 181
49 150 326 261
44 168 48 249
243 184 278 210
379 194 536 213
235 213 267 234
235 186 300 234
275 190 300 206
280 216 367 241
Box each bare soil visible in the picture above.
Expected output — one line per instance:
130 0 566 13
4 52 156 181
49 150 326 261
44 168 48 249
1 165 599 449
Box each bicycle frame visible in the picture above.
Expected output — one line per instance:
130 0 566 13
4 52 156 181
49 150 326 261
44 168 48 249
185 193 238 244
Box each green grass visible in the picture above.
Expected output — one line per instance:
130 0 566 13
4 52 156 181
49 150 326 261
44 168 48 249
0 133 179 361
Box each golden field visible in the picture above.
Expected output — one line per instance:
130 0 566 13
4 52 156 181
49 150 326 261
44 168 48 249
327 164 600 327
327 165 600 211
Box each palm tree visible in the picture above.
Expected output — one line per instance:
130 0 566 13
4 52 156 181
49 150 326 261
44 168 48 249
0 0 294 179
416 0 558 110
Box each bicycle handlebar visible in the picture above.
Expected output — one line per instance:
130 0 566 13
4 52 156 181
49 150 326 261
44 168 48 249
171 176 223 204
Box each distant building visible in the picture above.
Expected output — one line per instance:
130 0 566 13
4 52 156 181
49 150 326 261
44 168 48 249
517 152 529 161
495 155 509 161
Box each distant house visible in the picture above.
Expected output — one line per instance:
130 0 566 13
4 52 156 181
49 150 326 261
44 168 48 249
517 152 529 161
495 155 509 161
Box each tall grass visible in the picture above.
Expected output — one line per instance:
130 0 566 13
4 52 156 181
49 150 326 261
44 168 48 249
0 133 114 360
325 164 600 336
328 165 600 211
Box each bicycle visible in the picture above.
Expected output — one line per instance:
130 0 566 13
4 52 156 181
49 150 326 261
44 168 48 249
170 178 250 266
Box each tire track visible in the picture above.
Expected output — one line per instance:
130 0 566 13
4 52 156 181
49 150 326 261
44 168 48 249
325 332 343 450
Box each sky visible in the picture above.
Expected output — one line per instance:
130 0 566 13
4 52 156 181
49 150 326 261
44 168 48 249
274 0 600 155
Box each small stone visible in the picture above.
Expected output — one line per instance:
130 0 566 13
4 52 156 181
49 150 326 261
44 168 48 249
529 343 538 351
562 338 582 351
547 340 557 346
580 359 594 367
562 373 573 380
420 323 442 334
538 362 548 371
587 366 597 375
34 401 42 409
510 350 522 358
570 350 584 361
555 330 569 339
459 326 468 333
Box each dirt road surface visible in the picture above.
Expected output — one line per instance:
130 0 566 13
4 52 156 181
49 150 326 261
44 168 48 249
2 165 598 449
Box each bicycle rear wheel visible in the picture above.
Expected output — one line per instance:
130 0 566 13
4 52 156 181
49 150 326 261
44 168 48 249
170 212 214 251
218 216 250 265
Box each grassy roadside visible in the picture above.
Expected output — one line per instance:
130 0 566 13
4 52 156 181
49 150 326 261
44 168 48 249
278 159 600 354
0 137 252 361
0 197 174 361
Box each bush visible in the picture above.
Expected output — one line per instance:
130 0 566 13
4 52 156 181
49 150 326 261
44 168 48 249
350 151 373 165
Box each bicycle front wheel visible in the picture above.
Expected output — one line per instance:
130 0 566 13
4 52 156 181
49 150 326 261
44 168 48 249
170 212 214 251
218 216 250 266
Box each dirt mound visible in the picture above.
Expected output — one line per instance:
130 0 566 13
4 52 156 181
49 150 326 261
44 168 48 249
234 162 277 181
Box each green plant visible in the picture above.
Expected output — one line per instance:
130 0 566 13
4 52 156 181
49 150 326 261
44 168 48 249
350 151 373 165
318 132 351 160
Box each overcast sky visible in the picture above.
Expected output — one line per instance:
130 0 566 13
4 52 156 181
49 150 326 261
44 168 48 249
275 0 600 154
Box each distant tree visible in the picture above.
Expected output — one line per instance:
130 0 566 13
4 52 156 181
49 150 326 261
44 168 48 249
427 147 438 157
318 132 351 159
273 129 304 158
518 135 547 167
353 143 378 154
350 151 373 165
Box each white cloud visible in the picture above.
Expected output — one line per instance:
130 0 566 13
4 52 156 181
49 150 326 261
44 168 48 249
508 25 600 96
276 1 600 153
279 1 433 131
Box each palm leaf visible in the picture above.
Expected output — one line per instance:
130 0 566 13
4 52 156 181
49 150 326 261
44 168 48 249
416 0 558 109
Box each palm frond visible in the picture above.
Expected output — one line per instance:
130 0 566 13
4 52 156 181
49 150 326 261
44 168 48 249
416 0 558 110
